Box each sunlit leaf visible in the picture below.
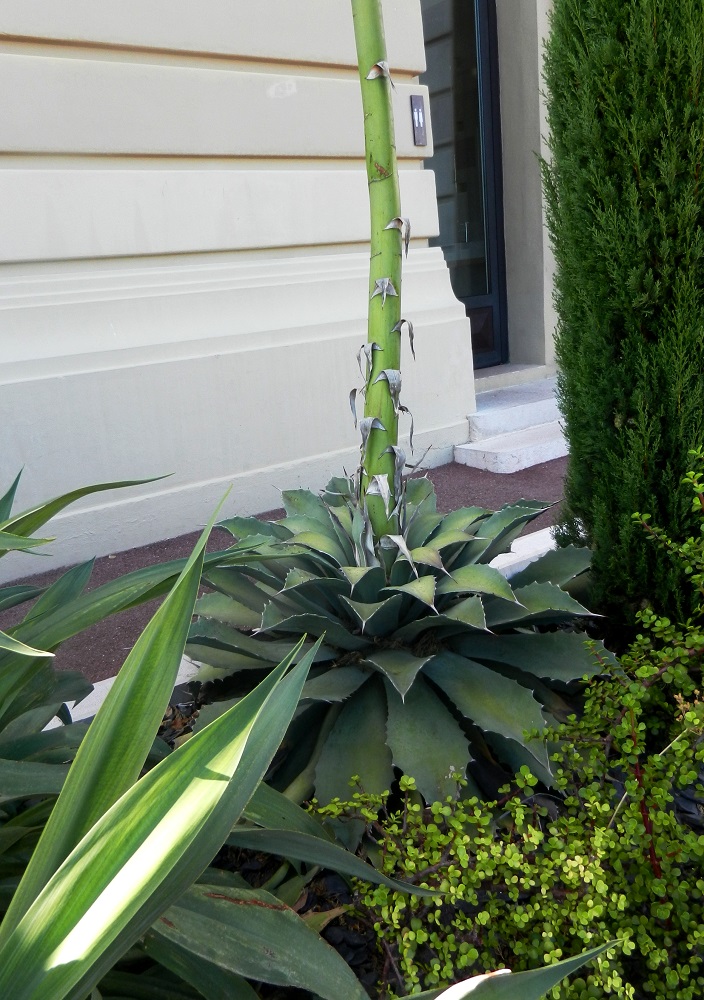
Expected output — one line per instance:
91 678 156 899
0 643 315 998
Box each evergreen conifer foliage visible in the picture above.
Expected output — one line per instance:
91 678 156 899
543 0 704 621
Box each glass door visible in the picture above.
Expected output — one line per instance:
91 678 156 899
420 0 507 368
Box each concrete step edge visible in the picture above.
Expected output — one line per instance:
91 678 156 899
455 422 567 474
469 397 560 441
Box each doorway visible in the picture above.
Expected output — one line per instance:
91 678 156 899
420 0 507 368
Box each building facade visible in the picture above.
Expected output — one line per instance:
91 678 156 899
0 0 553 574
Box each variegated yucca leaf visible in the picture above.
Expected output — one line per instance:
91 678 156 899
0 471 166 566
188 476 614 804
0 484 430 999
0 494 370 1000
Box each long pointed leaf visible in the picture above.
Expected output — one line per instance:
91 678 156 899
420 942 615 999
147 882 367 999
0 530 52 555
0 642 315 999
226 827 435 897
0 660 56 734
0 630 53 659
0 585 43 614
4 553 224 658
0 471 22 521
20 560 94 625
0 477 166 539
69 643 316 1000
97 970 200 999
0 759 68 801
244 780 334 840
0 503 222 944
141 934 259 1000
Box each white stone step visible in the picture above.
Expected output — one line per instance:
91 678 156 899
490 526 555 577
454 420 567 474
469 376 560 441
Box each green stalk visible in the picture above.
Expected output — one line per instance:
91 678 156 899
352 0 403 539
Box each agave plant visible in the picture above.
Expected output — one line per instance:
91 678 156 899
187 474 611 805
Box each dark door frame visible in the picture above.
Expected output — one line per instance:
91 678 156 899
465 0 508 368
420 0 508 369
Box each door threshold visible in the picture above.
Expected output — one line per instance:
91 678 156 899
474 363 556 392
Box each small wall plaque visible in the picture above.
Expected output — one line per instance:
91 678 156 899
410 95 427 147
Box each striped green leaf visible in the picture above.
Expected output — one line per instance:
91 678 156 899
0 642 315 1000
0 477 165 540
0 630 53 659
0 507 218 940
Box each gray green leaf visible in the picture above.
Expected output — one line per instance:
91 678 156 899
315 678 393 804
436 564 518 603
508 545 592 589
363 649 434 698
148 883 367 999
302 666 370 702
385 678 470 802
426 652 547 750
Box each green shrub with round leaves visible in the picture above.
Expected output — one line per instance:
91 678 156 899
327 518 704 999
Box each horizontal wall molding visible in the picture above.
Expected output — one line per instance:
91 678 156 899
0 53 431 158
0 247 460 370
0 0 425 71
0 168 438 263
0 423 462 587
0 246 473 579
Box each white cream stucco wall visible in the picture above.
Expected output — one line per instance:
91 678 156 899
495 0 556 368
0 0 475 580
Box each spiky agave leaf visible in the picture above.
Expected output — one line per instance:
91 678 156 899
188 477 608 804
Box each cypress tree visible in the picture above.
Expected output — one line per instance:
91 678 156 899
543 0 704 623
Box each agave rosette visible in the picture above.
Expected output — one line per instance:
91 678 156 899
187 477 609 803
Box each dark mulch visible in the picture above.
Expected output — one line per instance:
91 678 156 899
0 458 566 684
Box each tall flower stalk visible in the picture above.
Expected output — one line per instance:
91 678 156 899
352 0 405 540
